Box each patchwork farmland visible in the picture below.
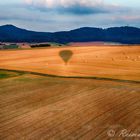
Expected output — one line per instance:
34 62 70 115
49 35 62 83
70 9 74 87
0 45 140 139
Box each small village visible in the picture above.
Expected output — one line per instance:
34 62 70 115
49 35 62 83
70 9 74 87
0 43 30 49
0 43 55 49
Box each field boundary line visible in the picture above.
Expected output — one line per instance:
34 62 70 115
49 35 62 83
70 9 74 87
0 68 139 84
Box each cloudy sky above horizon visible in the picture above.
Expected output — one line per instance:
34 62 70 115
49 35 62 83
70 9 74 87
0 0 140 32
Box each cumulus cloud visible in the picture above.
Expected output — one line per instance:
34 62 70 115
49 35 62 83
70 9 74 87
25 0 103 8
24 0 125 15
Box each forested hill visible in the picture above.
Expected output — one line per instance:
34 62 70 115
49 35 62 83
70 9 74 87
0 25 140 44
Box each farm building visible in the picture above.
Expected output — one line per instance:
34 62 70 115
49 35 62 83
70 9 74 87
18 43 31 49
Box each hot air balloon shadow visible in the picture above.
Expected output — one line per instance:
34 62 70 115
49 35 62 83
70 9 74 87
59 50 73 65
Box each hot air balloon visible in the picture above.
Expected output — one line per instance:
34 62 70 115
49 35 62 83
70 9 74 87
59 50 73 65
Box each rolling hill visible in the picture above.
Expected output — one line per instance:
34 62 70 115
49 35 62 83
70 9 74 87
0 25 140 44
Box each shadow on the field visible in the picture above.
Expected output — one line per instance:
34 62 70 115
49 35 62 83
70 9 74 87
59 50 73 65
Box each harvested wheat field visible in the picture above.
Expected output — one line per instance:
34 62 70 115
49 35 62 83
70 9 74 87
0 71 140 140
0 45 140 82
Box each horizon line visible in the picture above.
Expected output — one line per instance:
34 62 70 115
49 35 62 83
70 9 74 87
0 24 140 33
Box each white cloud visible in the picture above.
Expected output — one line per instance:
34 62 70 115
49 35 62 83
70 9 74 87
23 0 127 15
24 0 104 8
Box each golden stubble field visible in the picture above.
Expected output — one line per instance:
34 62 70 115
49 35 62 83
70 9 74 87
0 45 140 81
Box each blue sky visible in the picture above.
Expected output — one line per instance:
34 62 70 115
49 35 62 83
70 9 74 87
0 0 140 31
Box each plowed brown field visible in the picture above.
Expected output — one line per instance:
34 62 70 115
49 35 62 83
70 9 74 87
0 73 140 140
0 45 140 81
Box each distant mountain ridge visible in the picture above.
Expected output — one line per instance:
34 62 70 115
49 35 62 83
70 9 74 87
0 24 140 44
